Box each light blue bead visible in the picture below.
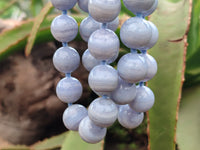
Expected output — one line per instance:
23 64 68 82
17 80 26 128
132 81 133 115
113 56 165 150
78 0 89 12
88 0 121 23
144 21 159 50
51 15 78 42
51 0 77 10
56 77 83 103
80 16 119 42
129 86 155 112
88 29 119 60
117 53 147 83
142 54 157 82
80 16 99 42
141 0 158 17
82 49 101 71
120 17 152 50
79 116 107 144
123 0 156 16
88 65 118 96
107 17 119 31
111 77 137 105
63 104 88 131
53 47 80 73
88 97 118 127
118 104 144 129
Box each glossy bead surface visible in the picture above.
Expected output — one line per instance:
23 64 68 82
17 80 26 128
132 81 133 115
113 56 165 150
123 0 156 16
120 17 152 50
80 16 119 42
51 15 78 42
129 86 155 112
118 104 144 129
53 47 80 73
88 0 121 23
88 65 118 96
51 0 77 11
63 104 88 131
79 116 107 144
88 97 118 127
117 53 147 83
142 54 157 82
142 0 158 17
88 29 119 60
56 77 83 103
111 77 137 105
144 21 159 50
80 16 99 42
82 49 100 71
78 0 89 12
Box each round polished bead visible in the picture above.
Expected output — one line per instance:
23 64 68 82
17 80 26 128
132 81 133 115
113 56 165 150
80 16 99 42
118 104 144 129
107 17 119 31
78 0 89 12
56 77 83 103
123 0 156 16
142 0 158 17
51 0 77 11
82 49 100 71
51 15 78 42
80 16 119 42
117 53 147 83
142 54 157 82
79 116 107 144
53 47 80 73
88 0 121 23
144 21 159 50
111 77 137 105
120 17 152 50
63 104 88 131
88 29 119 60
129 86 155 112
88 97 118 127
88 65 118 96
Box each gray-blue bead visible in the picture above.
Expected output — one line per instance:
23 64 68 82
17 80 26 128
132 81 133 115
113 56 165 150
107 17 119 31
80 16 99 42
63 104 88 131
88 65 118 96
123 0 156 16
78 0 89 12
82 49 100 71
79 116 107 144
129 86 155 112
53 47 80 73
117 53 147 83
51 0 77 11
144 21 159 50
88 29 119 60
118 104 144 129
140 0 158 17
51 15 78 42
88 97 118 127
111 77 137 105
120 17 152 50
80 16 119 42
142 54 157 82
56 77 83 103
88 0 121 23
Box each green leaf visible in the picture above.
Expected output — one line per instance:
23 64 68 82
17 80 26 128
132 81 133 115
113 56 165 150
184 0 200 86
61 131 103 150
31 132 67 150
1 145 30 150
25 2 53 57
31 0 44 17
0 0 18 16
177 85 200 150
147 0 191 150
